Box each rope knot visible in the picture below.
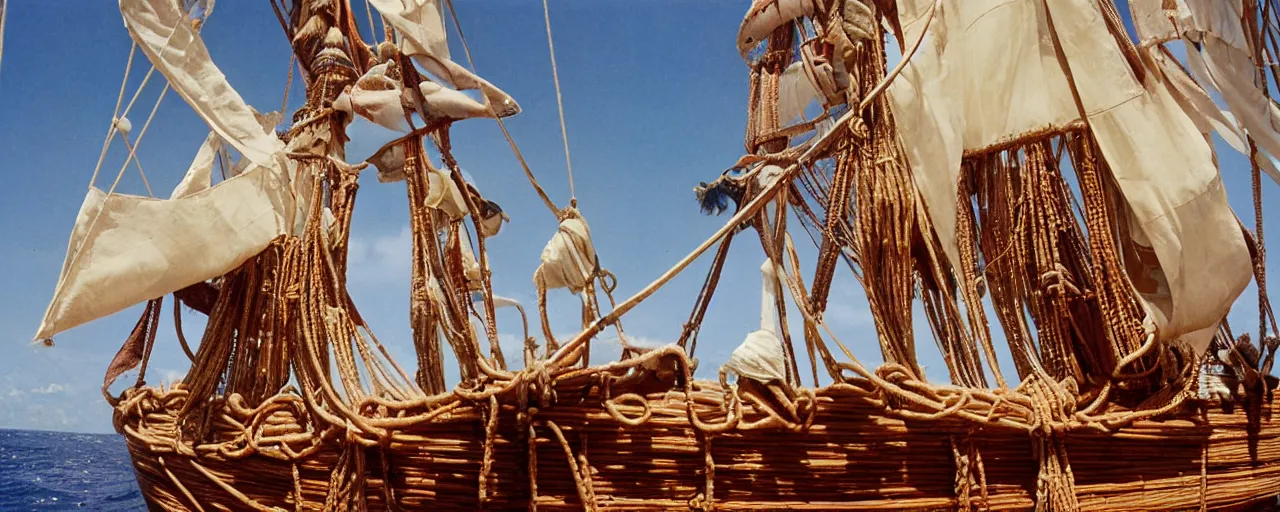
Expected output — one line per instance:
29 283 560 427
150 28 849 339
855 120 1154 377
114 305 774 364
1039 263 1082 298
596 268 619 294
1021 374 1081 511
688 492 712 511
520 361 557 411
113 116 133 136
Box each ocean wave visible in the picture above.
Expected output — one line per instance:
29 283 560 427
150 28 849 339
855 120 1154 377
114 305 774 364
0 429 144 511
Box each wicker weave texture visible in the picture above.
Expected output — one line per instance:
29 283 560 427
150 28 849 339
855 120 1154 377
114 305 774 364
117 381 1280 511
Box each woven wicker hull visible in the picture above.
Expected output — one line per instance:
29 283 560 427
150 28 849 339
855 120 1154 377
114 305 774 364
117 380 1280 511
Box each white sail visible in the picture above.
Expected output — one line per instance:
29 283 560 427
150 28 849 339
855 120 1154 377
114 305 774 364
34 165 295 342
170 110 282 199
1128 0 1190 46
169 131 223 199
367 0 520 118
369 0 450 60
888 0 1251 353
1129 0 1280 185
34 1 300 342
891 0 1080 152
333 62 412 133
722 260 788 384
120 0 285 166
886 0 1087 273
1044 0 1250 354
458 224 482 290
777 61 820 125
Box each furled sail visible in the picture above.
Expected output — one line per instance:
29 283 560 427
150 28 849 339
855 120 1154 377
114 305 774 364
34 0 297 342
534 208 597 294
887 0 1252 354
722 260 788 384
333 62 412 132
367 0 520 118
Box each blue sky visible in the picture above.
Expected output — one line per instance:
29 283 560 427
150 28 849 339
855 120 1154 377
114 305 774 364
0 1 1275 434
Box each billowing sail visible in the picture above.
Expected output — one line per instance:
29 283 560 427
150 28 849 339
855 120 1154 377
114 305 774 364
887 0 1252 353
35 0 297 341
34 165 295 342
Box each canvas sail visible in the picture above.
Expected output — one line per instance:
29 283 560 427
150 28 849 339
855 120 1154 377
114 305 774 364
1128 0 1280 184
34 0 297 341
367 0 520 118
119 0 285 166
34 165 295 342
1044 0 1251 352
886 0 1082 272
887 0 1252 353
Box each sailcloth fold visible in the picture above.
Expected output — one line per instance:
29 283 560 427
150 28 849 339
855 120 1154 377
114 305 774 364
367 0 520 118
1044 0 1250 353
169 131 223 199
35 1 297 341
334 62 412 133
1129 0 1280 185
886 0 1082 272
534 210 597 294
119 0 285 166
35 166 295 342
887 0 1251 353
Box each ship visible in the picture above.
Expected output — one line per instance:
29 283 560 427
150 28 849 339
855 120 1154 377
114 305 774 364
21 0 1280 509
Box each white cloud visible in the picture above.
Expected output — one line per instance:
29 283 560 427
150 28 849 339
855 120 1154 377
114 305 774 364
345 117 404 162
346 225 413 285
823 287 876 331
598 333 668 350
159 369 187 386
30 383 65 395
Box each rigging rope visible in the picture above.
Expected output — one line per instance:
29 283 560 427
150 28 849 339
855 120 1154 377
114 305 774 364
0 0 7 78
281 53 295 116
119 133 156 197
363 0 378 44
443 0 562 217
89 43 139 189
541 0 575 203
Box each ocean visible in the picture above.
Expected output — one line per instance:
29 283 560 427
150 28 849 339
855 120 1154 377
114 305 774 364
0 429 145 511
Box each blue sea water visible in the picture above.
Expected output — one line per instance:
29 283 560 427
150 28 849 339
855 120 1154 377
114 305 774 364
0 429 145 511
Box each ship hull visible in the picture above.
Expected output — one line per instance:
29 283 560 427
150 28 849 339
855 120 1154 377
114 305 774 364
115 380 1280 511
